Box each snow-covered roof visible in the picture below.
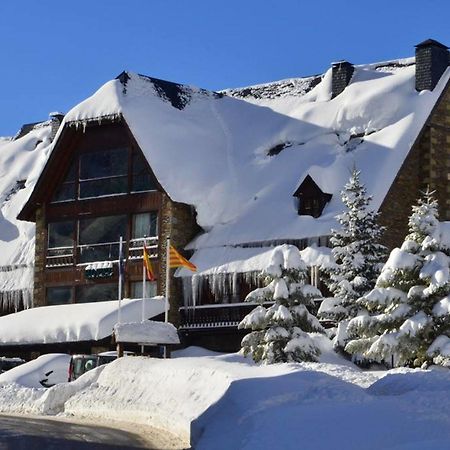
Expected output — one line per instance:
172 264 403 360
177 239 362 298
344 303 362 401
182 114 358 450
0 297 165 345
48 61 449 255
0 123 53 268
0 123 54 304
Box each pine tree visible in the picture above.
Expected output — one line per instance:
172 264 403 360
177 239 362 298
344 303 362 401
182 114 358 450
320 168 387 343
345 190 450 367
238 244 325 364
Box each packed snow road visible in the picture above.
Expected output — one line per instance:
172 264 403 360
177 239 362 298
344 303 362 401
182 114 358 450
0 415 149 449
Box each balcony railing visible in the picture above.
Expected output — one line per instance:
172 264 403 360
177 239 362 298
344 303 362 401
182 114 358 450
128 237 158 260
46 247 75 267
179 298 330 330
179 302 273 329
45 236 159 268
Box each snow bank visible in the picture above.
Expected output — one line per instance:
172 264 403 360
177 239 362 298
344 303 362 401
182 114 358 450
0 363 104 416
0 354 71 388
0 297 165 345
0 348 449 449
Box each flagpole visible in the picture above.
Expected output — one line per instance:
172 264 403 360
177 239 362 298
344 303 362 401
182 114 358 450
118 236 123 324
165 236 170 323
142 237 146 323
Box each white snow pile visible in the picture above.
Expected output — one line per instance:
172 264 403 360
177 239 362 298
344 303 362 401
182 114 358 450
45 62 449 264
0 297 165 345
0 353 71 389
113 320 180 344
0 357 104 416
0 349 449 449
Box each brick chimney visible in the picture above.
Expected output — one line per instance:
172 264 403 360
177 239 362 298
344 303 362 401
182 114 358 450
331 61 354 98
49 112 64 141
415 39 449 91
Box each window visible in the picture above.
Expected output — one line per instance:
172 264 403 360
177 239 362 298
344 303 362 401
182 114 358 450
46 286 73 305
51 147 156 203
132 212 158 239
76 283 117 303
301 198 321 218
79 148 128 198
48 221 74 248
78 215 127 263
131 152 156 192
52 159 77 202
131 281 157 299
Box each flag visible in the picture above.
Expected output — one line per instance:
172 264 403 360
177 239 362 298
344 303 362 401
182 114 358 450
143 243 156 281
169 245 197 272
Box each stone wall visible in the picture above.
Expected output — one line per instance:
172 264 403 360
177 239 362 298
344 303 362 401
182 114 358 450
159 194 200 326
33 206 47 307
379 80 450 249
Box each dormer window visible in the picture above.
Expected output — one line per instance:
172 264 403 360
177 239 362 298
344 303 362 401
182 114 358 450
293 175 332 218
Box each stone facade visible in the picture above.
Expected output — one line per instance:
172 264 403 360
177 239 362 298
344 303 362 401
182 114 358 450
33 206 47 307
159 194 200 326
379 80 450 249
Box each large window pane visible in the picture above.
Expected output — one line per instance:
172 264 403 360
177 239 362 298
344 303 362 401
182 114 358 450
80 148 128 180
48 221 74 248
52 182 76 202
51 159 77 203
78 215 127 263
79 176 127 198
79 215 127 245
131 152 155 192
131 281 157 299
132 212 157 239
79 243 120 263
132 173 155 192
76 284 117 303
46 286 73 305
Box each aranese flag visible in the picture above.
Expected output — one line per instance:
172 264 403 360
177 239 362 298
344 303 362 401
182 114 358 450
169 245 197 272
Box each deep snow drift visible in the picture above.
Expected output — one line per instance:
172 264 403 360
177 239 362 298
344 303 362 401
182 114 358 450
0 345 449 449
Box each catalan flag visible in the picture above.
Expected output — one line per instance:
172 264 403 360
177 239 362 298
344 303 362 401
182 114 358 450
143 243 156 281
169 244 197 272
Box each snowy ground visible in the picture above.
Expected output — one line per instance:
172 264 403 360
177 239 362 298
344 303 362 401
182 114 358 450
0 343 449 449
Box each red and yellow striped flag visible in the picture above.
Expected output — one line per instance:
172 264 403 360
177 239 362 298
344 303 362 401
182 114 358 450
143 243 156 281
169 245 197 272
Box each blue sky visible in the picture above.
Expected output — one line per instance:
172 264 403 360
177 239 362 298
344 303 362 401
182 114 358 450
0 0 449 136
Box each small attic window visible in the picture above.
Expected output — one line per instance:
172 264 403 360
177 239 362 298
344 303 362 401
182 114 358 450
293 175 332 218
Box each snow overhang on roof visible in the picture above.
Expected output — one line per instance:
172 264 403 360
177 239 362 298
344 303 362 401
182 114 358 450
175 244 334 278
19 62 450 253
0 297 165 345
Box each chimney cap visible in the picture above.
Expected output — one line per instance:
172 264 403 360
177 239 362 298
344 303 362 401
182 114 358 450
331 60 353 67
415 39 448 50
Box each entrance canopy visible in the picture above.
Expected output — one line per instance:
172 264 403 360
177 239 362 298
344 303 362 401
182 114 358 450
0 297 165 346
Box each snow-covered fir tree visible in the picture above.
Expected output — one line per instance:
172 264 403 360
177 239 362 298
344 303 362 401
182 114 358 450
320 168 386 338
238 244 325 364
345 190 450 367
